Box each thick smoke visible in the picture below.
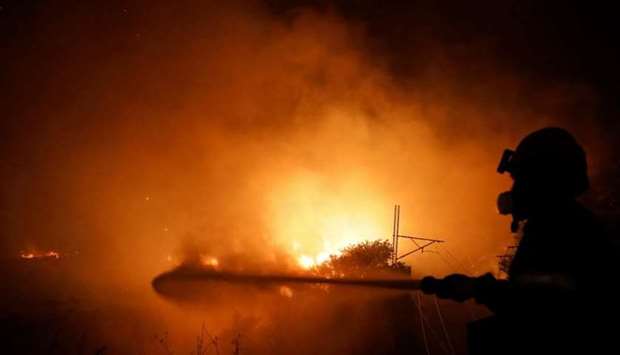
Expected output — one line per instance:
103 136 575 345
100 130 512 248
2 0 604 278
0 0 608 353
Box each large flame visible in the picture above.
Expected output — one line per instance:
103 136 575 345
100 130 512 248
267 172 391 269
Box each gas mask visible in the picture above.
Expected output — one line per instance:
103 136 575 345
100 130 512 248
496 149 523 232
496 148 517 218
496 190 523 232
496 190 513 215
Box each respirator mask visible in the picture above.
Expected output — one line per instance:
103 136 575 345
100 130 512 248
496 190 513 215
496 149 522 232
496 148 515 215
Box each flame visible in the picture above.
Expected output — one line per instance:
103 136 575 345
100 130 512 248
297 252 332 269
267 172 390 270
46 251 60 259
298 255 315 269
200 255 219 268
20 250 61 260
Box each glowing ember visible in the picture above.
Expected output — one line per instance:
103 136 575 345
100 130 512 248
46 251 60 259
20 250 61 260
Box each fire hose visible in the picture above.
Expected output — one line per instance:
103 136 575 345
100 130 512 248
152 267 575 301
152 267 423 295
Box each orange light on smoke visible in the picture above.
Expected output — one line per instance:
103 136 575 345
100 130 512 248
279 286 294 298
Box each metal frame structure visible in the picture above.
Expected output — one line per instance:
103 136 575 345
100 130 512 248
392 204 445 263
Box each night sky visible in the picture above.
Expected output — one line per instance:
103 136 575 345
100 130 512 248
4 1 620 130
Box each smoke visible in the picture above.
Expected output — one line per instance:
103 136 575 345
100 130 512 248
0 0 609 352
3 0 607 278
2 0 605 277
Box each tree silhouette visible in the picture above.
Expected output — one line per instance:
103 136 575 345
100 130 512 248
313 240 411 278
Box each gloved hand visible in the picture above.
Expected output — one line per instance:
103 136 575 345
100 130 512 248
421 273 476 302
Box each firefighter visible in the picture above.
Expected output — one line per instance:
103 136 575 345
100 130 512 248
421 127 614 354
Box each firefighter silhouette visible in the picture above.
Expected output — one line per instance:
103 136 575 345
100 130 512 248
421 127 616 354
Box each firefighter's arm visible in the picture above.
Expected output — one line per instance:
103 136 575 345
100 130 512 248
421 273 576 312
420 273 477 303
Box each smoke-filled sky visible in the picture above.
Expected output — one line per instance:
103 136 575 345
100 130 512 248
1 0 619 284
